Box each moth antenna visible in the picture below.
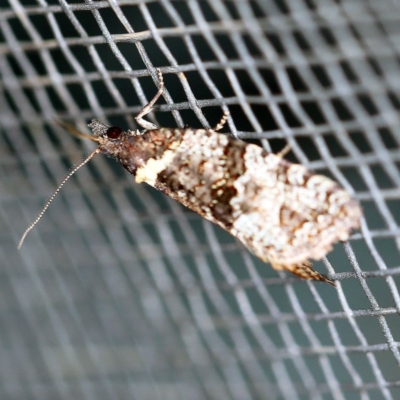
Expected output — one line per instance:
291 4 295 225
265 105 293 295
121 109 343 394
18 148 100 249
56 120 100 142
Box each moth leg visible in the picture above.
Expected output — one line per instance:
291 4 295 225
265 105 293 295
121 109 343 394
276 144 291 158
213 111 230 131
135 68 164 130
271 261 335 286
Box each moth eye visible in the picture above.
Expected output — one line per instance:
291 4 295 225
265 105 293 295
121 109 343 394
106 126 122 139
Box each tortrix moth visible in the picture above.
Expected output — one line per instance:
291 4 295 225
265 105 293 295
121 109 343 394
19 69 362 284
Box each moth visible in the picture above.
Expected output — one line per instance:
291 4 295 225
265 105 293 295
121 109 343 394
19 69 362 284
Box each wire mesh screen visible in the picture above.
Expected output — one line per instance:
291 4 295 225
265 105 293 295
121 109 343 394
1 0 400 399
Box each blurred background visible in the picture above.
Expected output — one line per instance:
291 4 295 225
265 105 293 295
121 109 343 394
0 0 400 399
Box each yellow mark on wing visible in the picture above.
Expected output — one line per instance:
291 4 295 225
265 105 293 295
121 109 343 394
135 149 177 186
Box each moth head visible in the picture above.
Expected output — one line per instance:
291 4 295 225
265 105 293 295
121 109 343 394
88 119 141 139
57 119 139 144
85 119 145 159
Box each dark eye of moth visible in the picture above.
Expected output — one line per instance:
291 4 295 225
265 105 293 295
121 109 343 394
106 126 122 139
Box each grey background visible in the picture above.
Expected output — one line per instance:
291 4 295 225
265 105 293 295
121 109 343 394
0 0 400 399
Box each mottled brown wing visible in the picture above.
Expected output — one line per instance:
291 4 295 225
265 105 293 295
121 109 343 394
229 144 361 267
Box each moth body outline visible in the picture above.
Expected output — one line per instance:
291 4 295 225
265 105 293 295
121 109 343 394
19 69 362 285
